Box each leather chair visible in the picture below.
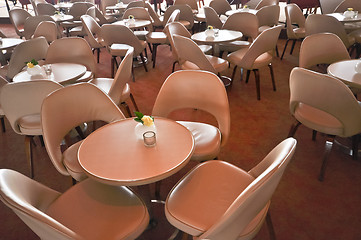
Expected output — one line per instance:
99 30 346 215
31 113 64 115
204 6 224 30
161 4 195 31
255 0 278 9
9 8 31 39
319 0 343 13
36 2 57 15
23 15 55 40
165 138 297 240
85 5 117 25
0 76 8 133
80 15 105 63
0 168 149 239
60 2 93 37
256 5 280 34
122 7 154 41
41 83 125 182
334 0 361 12
0 80 63 178
32 21 58 43
209 0 232 17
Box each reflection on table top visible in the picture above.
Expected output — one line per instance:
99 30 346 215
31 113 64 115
55 2 73 9
106 3 128 10
327 13 361 23
51 14 74 22
327 59 361 88
225 8 258 16
112 19 152 29
78 117 195 186
12 63 87 85
191 29 243 44
0 38 24 50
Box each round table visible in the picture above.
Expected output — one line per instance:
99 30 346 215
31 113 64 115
112 19 152 29
78 118 195 186
327 59 361 89
12 63 87 85
51 14 74 23
0 38 24 65
225 8 258 16
327 13 361 23
106 3 128 11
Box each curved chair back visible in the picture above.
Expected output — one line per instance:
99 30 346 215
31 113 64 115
222 12 259 41
209 0 232 15
285 3 305 40
86 5 115 25
123 7 154 31
100 0 117 14
163 4 194 29
81 14 103 48
125 0 146 9
198 138 297 239
45 37 97 77
36 2 57 15
305 14 351 48
334 0 361 12
7 37 49 80
256 4 280 28
69 2 93 20
299 33 350 69
41 83 125 176
33 21 58 43
245 0 262 8
164 21 192 63
145 2 163 27
204 6 223 29
174 0 198 12
152 70 230 146
23 15 54 40
290 67 361 137
167 9 181 24
255 0 278 10
1 80 62 135
9 8 32 38
319 0 343 13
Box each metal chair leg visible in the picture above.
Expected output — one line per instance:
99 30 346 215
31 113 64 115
319 135 335 182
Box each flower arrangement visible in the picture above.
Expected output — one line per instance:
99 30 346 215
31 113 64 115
347 8 354 11
243 5 249 9
128 15 135 19
54 10 61 15
207 25 214 30
26 59 38 68
134 111 154 127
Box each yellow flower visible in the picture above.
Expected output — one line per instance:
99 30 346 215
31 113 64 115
27 62 34 68
207 25 213 30
348 8 353 11
129 15 134 19
141 115 154 127
243 5 249 8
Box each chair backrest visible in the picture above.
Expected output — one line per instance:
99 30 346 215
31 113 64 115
0 80 63 135
222 12 259 41
81 14 103 48
9 8 32 38
163 4 194 29
204 6 223 29
245 0 262 8
125 0 146 9
166 9 181 24
237 25 282 69
33 20 58 43
255 0 278 10
334 0 361 12
299 33 350 69
319 0 343 13
122 7 154 31
173 34 217 73
86 6 108 25
152 70 230 146
69 2 92 20
41 82 125 176
45 37 97 77
145 2 163 27
36 2 57 15
23 15 54 40
285 3 305 39
108 48 134 105
209 0 232 15
6 37 49 80
164 21 191 62
256 4 280 27
198 137 297 239
305 14 351 48
174 0 198 11
100 0 117 14
101 24 145 55
290 67 361 137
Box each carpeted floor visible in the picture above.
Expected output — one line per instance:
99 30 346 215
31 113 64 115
0 22 361 240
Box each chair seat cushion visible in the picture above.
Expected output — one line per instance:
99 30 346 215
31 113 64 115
90 78 130 104
205 55 229 73
18 114 42 135
46 179 149 240
227 48 273 70
146 31 168 44
199 44 212 55
108 43 132 57
179 20 191 29
75 70 93 83
177 121 221 161
63 141 88 181
134 30 150 41
293 27 306 39
165 160 269 238
219 40 251 53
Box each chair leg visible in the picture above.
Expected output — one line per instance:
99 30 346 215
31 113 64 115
268 63 276 91
155 181 161 200
352 134 360 160
312 130 317 141
253 69 261 100
24 136 34 179
281 39 290 60
275 44 279 58
111 56 116 78
152 44 158 68
129 93 139 112
288 120 301 137
39 135 45 147
319 135 335 182
290 39 297 55
140 53 148 72
96 48 100 63
75 126 85 139
231 65 238 83
121 102 132 117
172 61 177 73
1 116 5 132
266 212 277 240
245 70 251 83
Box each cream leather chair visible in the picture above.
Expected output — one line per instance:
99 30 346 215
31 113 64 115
0 168 149 240
41 83 125 182
0 76 8 133
145 2 163 29
0 80 63 178
227 25 282 100
90 48 139 117
319 0 343 13
125 0 146 9
152 70 230 162
162 4 195 31
32 21 58 43
281 3 306 60
122 7 154 41
36 2 57 15
23 15 54 40
288 67 361 181
100 0 121 19
245 0 262 9
80 15 105 63
61 2 92 37
333 0 360 12
255 0 278 10
165 138 297 240
86 5 117 25
204 6 224 30
9 8 31 39
209 0 231 17
256 5 280 33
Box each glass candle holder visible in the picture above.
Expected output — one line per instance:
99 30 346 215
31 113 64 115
143 131 156 147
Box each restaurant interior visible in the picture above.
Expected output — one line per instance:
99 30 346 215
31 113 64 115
0 0 361 239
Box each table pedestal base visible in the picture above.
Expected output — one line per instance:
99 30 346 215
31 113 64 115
220 75 232 88
334 137 360 159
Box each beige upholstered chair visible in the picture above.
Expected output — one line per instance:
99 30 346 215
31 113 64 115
122 7 154 41
145 2 163 29
281 3 306 60
245 0 262 9
162 4 195 31
9 8 31 39
174 0 198 12
36 2 57 15
204 6 223 30
319 0 343 13
101 24 148 76
0 169 149 240
60 2 92 37
227 25 282 100
45 37 97 83
100 0 121 19
256 5 280 33
86 5 117 25
164 21 212 72
334 0 361 12
0 76 8 133
255 0 278 10
152 70 230 162
125 0 146 9
90 48 139 116
32 21 58 43
165 137 297 240
81 15 105 63
23 15 55 40
0 80 63 178
288 67 361 181
209 0 232 17
41 83 125 181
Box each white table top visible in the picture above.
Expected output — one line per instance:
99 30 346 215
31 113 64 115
112 19 152 29
13 63 86 85
327 13 361 23
225 8 258 16
106 3 128 10
78 117 195 186
327 59 361 88
51 14 73 22
0 38 24 51
191 29 243 44
55 2 73 9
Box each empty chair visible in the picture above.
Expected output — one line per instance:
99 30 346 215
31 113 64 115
174 0 198 12
0 76 8 133
165 138 296 240
86 5 117 25
0 169 149 239
23 15 55 40
0 80 63 178
60 2 92 37
9 8 32 38
281 3 306 60
288 67 361 181
32 20 58 43
334 0 361 12
227 25 282 100
162 4 195 31
100 0 121 20
255 0 278 10
152 70 230 162
204 6 224 30
145 1 164 29
41 83 125 181
81 14 105 63
318 0 344 13
209 0 232 16
122 7 154 41
36 2 57 15
256 4 280 33
245 0 262 8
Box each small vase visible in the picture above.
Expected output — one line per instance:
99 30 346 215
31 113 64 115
205 29 214 37
26 65 42 76
134 123 156 139
343 10 354 18
355 61 361 73
128 18 135 25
